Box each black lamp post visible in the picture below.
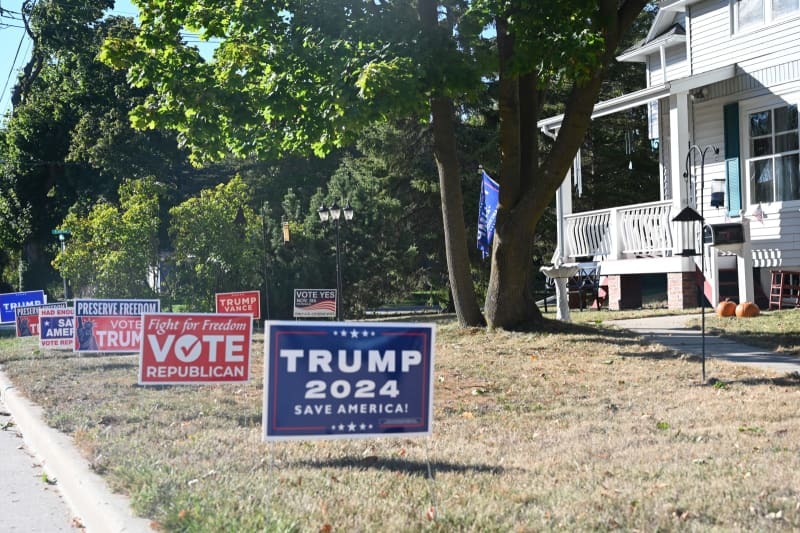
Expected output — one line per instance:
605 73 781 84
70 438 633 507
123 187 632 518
51 229 71 300
675 144 719 384
318 200 354 320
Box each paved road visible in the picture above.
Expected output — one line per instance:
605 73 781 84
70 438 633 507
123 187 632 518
0 395 76 532
606 314 800 374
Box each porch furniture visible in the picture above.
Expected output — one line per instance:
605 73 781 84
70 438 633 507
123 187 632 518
541 264 605 312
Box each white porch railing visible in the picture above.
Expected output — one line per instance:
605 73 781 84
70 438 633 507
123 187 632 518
564 200 675 260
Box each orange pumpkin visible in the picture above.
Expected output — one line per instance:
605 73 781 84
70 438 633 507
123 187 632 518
735 301 760 318
716 299 736 317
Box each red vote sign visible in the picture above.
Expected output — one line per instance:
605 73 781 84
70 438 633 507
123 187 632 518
139 313 253 385
215 290 260 319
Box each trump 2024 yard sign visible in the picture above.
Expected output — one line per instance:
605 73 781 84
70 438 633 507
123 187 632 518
263 321 435 441
139 313 253 385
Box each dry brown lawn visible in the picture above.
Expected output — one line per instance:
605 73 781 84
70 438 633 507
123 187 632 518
1 315 800 531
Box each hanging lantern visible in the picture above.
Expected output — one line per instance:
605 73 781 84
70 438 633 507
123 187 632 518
672 206 704 256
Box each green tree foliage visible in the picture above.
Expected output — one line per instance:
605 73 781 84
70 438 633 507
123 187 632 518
1 6 193 293
101 0 491 325
100 1 486 162
168 176 261 311
53 178 162 298
102 0 650 329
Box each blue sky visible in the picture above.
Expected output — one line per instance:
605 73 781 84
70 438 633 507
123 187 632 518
0 0 141 117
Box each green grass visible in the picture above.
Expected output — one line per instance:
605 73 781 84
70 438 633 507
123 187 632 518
691 308 800 355
1 313 800 531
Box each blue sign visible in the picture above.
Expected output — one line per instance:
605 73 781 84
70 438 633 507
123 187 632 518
477 168 499 260
0 290 46 324
263 321 435 441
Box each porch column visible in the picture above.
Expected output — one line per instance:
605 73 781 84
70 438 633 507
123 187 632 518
707 247 720 306
669 92 693 255
554 167 574 261
738 218 755 303
608 207 622 260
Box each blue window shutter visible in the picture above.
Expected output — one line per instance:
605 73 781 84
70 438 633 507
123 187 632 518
724 103 742 217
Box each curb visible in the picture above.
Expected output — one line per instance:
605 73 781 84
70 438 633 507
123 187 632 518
0 370 152 533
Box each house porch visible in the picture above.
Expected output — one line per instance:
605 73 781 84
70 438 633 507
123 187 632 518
559 200 752 310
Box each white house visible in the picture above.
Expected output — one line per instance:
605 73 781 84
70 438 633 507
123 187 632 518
539 0 800 310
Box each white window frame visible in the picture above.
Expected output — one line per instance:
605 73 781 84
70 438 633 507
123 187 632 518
732 0 800 33
742 97 800 207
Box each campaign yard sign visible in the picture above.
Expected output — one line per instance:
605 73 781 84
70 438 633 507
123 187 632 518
263 321 435 441
74 299 160 353
0 290 46 324
39 307 75 350
15 302 68 337
215 290 261 319
293 289 336 318
139 313 253 385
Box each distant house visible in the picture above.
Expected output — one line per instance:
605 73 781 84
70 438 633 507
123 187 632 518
539 0 800 310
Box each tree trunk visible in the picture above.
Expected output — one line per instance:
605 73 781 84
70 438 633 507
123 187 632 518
484 0 648 330
417 0 483 327
485 18 544 329
484 214 542 327
430 96 484 327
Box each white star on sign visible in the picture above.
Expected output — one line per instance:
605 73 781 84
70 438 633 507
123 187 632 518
350 329 360 338
359 423 367 430
361 329 369 337
348 422 357 432
338 424 345 431
340 329 348 337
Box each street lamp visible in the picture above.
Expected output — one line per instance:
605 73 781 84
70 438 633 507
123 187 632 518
51 229 71 300
318 200 354 320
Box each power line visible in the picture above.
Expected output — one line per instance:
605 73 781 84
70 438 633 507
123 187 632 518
0 20 28 115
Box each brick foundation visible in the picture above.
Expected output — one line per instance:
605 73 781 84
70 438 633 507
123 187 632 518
668 272 698 309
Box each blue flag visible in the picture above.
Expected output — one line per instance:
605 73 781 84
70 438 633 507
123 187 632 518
477 168 499 259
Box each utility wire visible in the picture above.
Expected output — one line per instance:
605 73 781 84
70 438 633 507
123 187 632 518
0 19 28 114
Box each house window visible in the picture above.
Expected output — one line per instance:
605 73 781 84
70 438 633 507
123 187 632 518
738 0 765 31
774 0 800 17
748 104 800 203
735 0 799 32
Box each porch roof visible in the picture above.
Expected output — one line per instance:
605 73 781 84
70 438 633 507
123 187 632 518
538 64 736 137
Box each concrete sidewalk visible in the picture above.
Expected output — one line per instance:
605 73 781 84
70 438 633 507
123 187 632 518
606 314 800 375
0 371 152 533
0 394 75 532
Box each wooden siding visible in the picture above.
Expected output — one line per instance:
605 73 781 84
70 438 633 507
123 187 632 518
648 45 688 85
689 0 800 76
666 45 689 80
691 91 800 269
683 97 726 220
749 209 800 269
